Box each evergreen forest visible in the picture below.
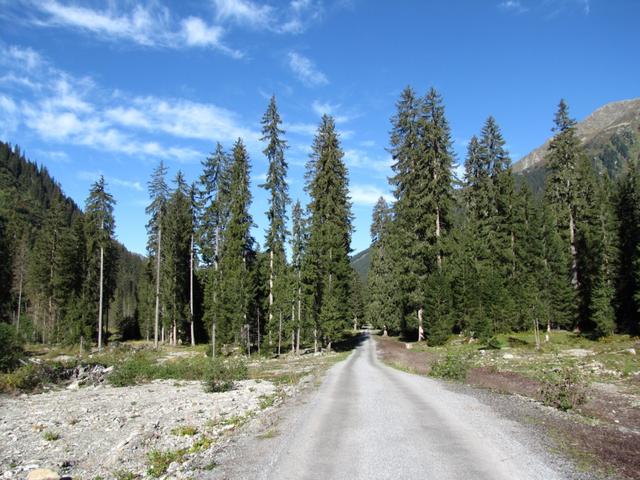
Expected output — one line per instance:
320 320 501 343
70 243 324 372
1 91 639 354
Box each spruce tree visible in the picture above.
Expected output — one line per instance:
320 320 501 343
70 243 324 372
146 161 169 347
218 139 254 346
198 143 232 355
290 200 307 352
259 96 290 348
366 197 399 335
84 176 116 351
163 172 192 345
305 115 353 350
545 100 581 298
615 159 640 333
388 86 454 341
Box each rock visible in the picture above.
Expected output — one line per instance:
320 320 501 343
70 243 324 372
625 348 636 356
405 343 413 350
502 353 514 359
26 469 60 480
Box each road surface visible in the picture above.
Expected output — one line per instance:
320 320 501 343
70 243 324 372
209 334 568 480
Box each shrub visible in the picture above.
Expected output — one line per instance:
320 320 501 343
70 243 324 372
0 362 67 393
485 336 503 350
540 366 587 411
0 323 24 372
429 353 470 381
203 357 248 393
147 449 185 478
43 430 60 441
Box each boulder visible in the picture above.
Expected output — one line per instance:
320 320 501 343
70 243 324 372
26 469 60 480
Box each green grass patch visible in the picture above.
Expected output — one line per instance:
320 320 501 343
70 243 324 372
42 430 60 441
256 428 279 440
171 425 198 436
114 470 140 480
147 449 186 477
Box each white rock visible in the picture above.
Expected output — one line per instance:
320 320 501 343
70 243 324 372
26 469 59 480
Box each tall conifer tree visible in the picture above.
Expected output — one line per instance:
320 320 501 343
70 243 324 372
260 96 290 345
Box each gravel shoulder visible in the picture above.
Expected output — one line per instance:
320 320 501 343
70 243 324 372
204 334 594 480
0 378 278 479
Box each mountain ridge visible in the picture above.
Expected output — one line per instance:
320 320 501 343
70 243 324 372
513 97 640 175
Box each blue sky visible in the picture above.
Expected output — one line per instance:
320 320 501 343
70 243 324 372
0 0 638 256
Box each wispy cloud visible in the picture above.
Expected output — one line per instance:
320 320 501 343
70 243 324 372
285 122 317 136
0 44 259 163
311 100 354 123
498 1 528 13
344 149 393 173
350 184 392 207
499 0 591 16
10 1 242 57
287 52 328 87
77 170 144 191
212 0 323 34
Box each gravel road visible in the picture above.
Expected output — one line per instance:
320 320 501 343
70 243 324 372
208 334 572 480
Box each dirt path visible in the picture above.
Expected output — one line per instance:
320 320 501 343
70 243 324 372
205 334 579 480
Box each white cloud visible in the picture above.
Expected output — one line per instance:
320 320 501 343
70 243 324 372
344 149 393 173
498 1 528 13
350 184 392 206
212 0 323 34
5 45 43 70
0 94 19 137
213 0 273 27
311 100 352 123
16 1 239 57
285 122 317 136
77 170 144 191
1 44 260 163
180 16 243 58
287 52 328 87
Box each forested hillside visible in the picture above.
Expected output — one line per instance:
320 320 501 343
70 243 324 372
366 91 640 342
0 97 363 355
0 142 146 344
515 97 640 194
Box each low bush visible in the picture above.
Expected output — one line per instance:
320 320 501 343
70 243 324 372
540 366 587 411
0 362 69 393
0 323 24 372
203 357 248 392
108 352 213 387
429 353 470 381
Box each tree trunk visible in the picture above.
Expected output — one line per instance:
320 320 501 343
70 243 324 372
269 250 274 333
190 234 195 347
296 327 300 355
154 227 162 348
436 205 442 270
98 246 104 351
569 208 578 288
211 322 216 358
417 307 424 342
314 328 318 353
291 330 295 354
257 308 261 355
247 324 251 356
16 269 23 331
278 311 282 355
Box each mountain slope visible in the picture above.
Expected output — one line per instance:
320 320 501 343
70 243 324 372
514 98 640 180
351 247 371 283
